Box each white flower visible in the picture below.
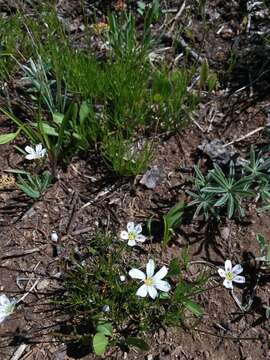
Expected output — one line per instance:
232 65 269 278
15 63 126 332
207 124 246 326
51 231 58 242
25 143 47 160
129 259 171 299
120 222 146 247
119 275 126 282
218 260 245 289
0 294 16 324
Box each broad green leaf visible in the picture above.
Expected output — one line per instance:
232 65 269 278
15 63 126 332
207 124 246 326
93 333 108 356
79 101 91 122
182 298 204 317
53 112 64 125
0 131 19 144
96 322 113 337
126 337 149 351
32 122 58 136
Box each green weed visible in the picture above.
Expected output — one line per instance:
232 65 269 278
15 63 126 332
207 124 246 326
58 232 205 355
188 163 254 220
101 133 153 176
163 202 185 246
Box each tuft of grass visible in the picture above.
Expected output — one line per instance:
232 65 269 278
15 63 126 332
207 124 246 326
101 133 153 176
0 6 200 178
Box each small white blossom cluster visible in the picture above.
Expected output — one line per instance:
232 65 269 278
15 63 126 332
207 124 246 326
25 143 47 160
120 222 171 299
120 222 247 299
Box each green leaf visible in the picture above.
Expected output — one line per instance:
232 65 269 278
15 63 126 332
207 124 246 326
181 247 189 269
181 298 204 317
79 101 91 122
53 112 64 125
0 107 36 142
96 322 113 337
17 183 40 199
126 337 149 351
159 292 170 299
93 333 108 356
174 281 193 301
168 258 181 277
32 122 58 136
0 131 19 144
256 233 266 249
163 202 185 246
199 59 209 88
207 73 217 92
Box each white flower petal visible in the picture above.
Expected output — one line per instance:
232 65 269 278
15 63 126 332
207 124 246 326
223 279 233 289
134 224 142 234
153 266 168 281
129 268 146 280
25 146 34 154
0 294 10 306
41 149 47 157
128 239 136 247
218 268 226 278
155 280 171 292
127 222 135 232
146 259 155 278
136 284 148 297
135 235 146 243
25 153 35 160
232 264 243 276
36 143 42 153
233 275 245 284
120 231 129 240
225 260 232 273
147 286 158 299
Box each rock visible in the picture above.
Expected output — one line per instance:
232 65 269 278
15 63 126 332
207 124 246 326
220 226 230 240
37 279 50 290
198 139 247 166
140 166 164 189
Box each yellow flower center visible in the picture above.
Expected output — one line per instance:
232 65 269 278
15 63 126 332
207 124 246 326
225 271 234 281
144 278 154 286
128 231 136 240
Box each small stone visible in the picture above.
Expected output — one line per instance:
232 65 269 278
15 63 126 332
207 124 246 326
198 139 247 166
221 227 230 240
51 231 58 242
140 166 164 189
37 279 50 290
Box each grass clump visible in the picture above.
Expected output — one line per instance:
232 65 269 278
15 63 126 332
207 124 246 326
0 5 200 182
